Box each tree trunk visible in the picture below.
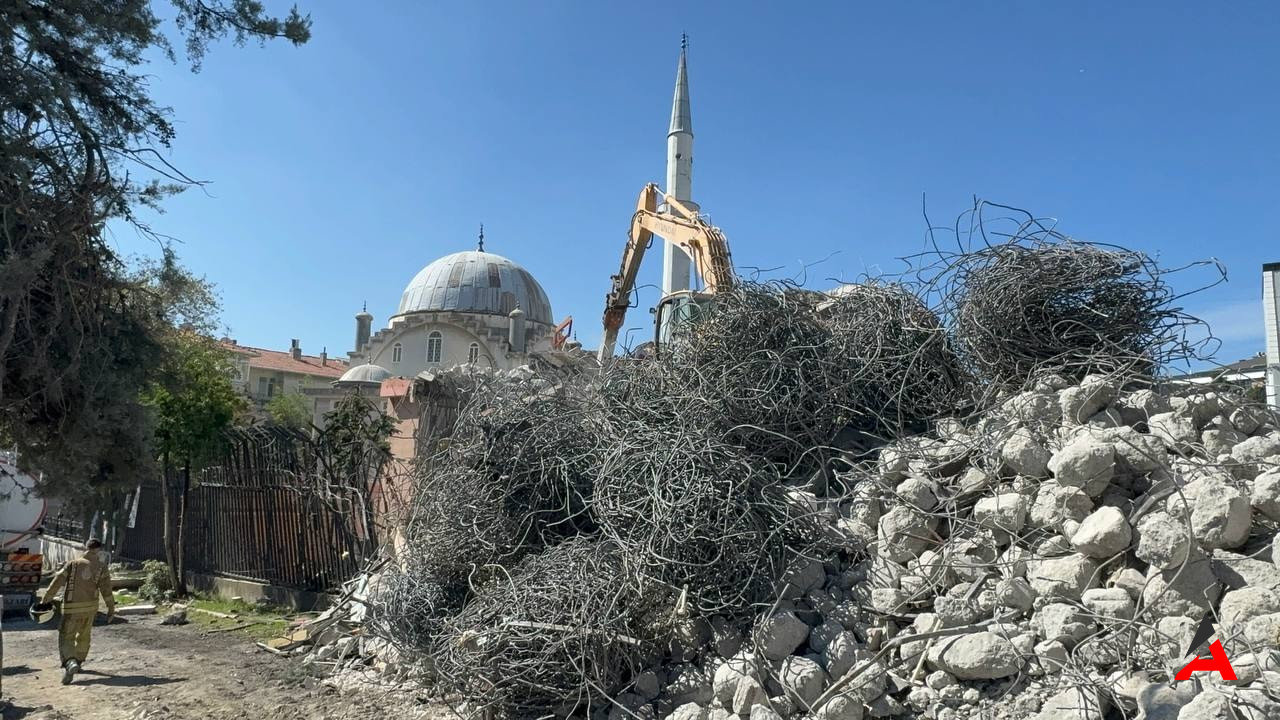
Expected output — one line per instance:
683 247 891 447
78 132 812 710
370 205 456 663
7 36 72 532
173 463 191 596
161 453 181 594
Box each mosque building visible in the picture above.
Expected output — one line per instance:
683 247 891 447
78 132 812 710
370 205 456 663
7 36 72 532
304 227 559 423
306 38 695 425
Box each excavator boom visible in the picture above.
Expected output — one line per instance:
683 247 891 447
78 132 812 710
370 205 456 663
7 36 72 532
598 184 733 361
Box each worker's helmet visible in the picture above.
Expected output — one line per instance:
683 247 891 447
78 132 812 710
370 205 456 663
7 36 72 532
29 602 56 624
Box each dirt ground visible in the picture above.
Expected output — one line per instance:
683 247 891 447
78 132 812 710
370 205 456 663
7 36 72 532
0 613 445 720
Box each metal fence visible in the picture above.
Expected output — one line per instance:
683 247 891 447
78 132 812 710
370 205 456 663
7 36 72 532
45 425 370 593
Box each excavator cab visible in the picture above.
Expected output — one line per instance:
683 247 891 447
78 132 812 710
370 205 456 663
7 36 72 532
653 290 715 352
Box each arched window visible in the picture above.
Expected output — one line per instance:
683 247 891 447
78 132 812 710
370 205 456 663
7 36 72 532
426 331 443 364
391 342 402 364
468 342 480 364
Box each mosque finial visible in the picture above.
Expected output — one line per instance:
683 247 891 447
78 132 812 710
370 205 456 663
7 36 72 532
362 300 367 312
681 33 688 51
478 223 485 252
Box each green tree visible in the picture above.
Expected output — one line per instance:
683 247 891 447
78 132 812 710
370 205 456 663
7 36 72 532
315 393 397 562
1 1 309 501
266 391 312 430
141 331 246 594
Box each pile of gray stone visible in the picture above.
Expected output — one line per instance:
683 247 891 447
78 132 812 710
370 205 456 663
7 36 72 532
649 374 1280 720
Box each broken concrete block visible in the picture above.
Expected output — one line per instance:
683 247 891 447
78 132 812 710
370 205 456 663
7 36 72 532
1203 425 1247 457
1049 435 1116 496
1029 482 1093 529
1084 587 1135 622
1001 427 1051 478
1212 550 1280 592
779 655 828 709
1187 479 1251 550
878 444 912 481
1252 468 1280 521
669 703 707 720
1101 425 1166 472
1030 639 1069 676
1032 603 1095 647
1219 586 1280 629
894 477 938 511
926 632 1024 679
1116 389 1171 427
729 676 768 716
115 604 157 616
1147 412 1199 453
1134 511 1192 570
808 619 845 655
748 705 783 720
756 612 810 661
780 556 827 601
876 507 938 562
1027 553 1101 602
1002 390 1061 425
995 577 1035 613
1231 433 1280 468
1070 506 1131 558
1140 553 1221 621
815 695 863 720
1060 377 1118 425
1230 406 1271 435
822 630 859 680
1034 686 1107 720
1108 567 1146 601
973 492 1029 537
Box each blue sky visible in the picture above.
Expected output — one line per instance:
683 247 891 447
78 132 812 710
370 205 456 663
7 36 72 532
112 1 1280 368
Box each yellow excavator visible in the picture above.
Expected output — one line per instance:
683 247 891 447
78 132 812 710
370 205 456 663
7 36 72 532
598 183 734 362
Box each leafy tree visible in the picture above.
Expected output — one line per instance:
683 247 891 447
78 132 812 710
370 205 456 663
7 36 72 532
266 391 312 430
141 330 246 594
315 393 396 562
1 1 310 501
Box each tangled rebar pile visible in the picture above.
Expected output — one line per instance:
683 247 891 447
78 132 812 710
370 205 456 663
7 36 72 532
372 362 832 717
916 203 1220 394
433 538 665 718
647 281 972 469
819 281 972 433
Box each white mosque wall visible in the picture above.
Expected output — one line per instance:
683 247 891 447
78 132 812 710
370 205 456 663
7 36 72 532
369 322 503 374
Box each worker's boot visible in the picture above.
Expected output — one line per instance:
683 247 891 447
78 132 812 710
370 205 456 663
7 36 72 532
61 659 79 685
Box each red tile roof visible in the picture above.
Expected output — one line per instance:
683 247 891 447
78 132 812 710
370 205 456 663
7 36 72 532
222 342 348 379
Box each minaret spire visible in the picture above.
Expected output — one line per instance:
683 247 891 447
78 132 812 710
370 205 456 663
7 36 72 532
662 34 697 295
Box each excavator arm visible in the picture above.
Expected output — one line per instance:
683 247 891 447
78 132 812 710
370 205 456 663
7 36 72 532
598 184 734 361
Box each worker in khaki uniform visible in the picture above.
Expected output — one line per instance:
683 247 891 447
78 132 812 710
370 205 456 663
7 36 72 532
39 539 115 684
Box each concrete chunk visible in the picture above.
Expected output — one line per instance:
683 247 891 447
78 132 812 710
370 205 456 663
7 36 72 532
1069 506 1131 558
1049 435 1116 496
925 632 1024 679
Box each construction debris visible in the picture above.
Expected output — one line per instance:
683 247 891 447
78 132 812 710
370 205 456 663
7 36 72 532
159 607 188 626
294 229 1276 719
115 604 157 616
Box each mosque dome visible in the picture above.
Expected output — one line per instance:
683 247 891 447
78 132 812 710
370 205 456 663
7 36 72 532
337 363 393 385
396 251 553 326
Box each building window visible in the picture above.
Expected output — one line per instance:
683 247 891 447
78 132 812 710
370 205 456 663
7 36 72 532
468 342 480 364
257 377 276 399
392 342 402 363
426 331 443 364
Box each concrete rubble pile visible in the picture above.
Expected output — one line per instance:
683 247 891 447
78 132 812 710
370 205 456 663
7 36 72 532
304 369 1280 720
653 374 1280 720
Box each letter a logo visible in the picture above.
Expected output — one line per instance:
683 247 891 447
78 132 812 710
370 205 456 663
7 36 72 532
1175 639 1237 681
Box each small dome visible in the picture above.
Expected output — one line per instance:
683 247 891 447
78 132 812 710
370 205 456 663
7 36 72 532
397 251 553 325
337 363 392 385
